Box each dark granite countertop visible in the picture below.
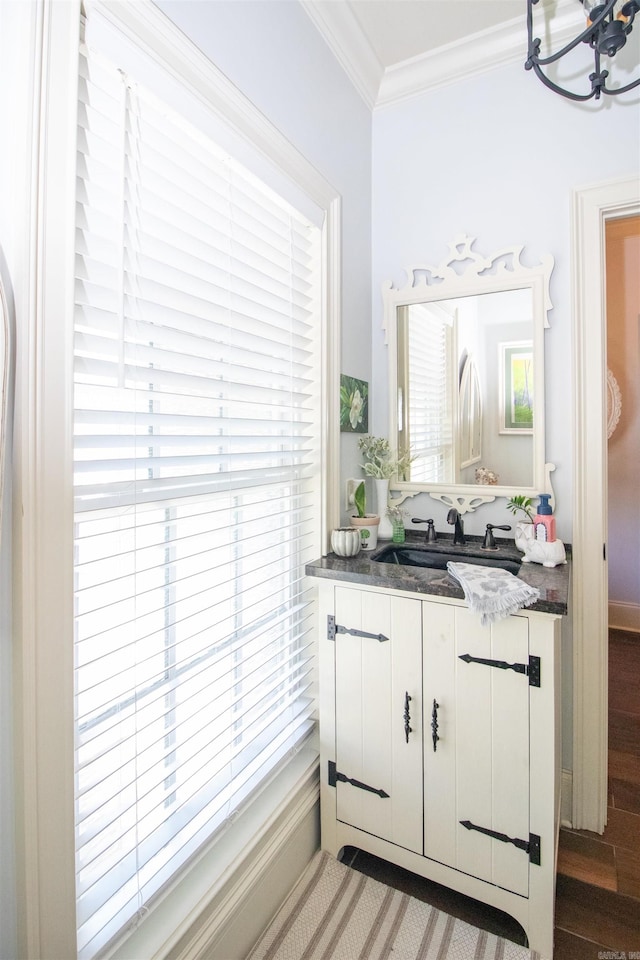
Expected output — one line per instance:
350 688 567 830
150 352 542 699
306 532 570 616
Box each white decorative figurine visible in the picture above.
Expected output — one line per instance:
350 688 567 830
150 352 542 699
521 538 567 568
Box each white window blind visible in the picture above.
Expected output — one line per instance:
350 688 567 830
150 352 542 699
73 33 321 960
401 303 454 483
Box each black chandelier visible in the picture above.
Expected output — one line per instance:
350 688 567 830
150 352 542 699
526 0 640 100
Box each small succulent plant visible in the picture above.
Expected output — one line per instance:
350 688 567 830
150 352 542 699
506 495 535 522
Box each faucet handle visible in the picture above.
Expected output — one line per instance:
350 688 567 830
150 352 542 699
412 517 437 542
482 523 512 551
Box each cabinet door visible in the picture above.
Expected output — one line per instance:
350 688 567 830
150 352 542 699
334 587 423 854
424 605 530 897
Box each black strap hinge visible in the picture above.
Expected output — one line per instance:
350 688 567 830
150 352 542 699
460 820 541 864
529 832 541 865
328 761 389 798
327 615 389 643
459 652 541 687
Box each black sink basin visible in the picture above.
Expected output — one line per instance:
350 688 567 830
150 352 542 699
371 544 522 576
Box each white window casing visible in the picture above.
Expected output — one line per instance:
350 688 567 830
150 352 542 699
16 1 340 957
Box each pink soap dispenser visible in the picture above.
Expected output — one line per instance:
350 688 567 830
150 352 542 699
534 494 556 543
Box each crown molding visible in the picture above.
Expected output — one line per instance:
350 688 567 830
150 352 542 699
299 0 384 109
379 1 582 106
377 15 527 106
301 0 582 110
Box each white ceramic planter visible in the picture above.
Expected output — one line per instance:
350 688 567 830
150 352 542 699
350 515 380 551
374 479 393 540
330 527 362 557
515 521 535 553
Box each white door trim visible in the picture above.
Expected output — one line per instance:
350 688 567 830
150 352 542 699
571 175 640 833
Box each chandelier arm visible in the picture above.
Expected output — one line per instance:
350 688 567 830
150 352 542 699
526 0 639 99
528 0 619 67
529 60 599 100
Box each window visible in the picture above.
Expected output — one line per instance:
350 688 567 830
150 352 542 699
74 25 322 959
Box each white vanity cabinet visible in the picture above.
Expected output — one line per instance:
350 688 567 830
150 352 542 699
317 580 561 957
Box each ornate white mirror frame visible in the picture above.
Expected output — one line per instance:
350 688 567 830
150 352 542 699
382 235 555 514
0 245 14 541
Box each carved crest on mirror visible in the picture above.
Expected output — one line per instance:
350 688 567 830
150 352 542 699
382 235 555 513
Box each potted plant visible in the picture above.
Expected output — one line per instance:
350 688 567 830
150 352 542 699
506 494 535 552
357 436 414 539
350 479 380 551
357 435 413 481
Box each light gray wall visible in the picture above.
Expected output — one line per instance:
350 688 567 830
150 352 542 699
371 59 639 771
371 59 640 542
155 0 373 497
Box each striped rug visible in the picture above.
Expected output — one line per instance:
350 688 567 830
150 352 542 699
248 851 542 960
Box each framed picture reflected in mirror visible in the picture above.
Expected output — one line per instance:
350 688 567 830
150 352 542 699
499 341 533 434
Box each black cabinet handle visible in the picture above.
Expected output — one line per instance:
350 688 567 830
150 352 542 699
431 699 440 752
403 691 412 743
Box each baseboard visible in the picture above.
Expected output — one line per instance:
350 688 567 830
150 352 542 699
560 768 573 828
609 601 640 633
170 775 320 960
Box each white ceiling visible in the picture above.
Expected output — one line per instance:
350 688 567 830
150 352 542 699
301 0 586 107
344 0 526 69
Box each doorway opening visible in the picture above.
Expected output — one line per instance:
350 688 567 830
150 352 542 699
606 216 640 635
605 215 640 825
571 177 640 834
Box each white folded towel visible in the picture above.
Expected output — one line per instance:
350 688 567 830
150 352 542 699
447 562 540 626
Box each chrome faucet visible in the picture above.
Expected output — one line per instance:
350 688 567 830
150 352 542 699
446 508 465 545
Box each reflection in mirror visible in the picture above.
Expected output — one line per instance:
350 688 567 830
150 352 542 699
382 236 554 510
397 301 454 483
459 354 481 471
0 244 15 540
397 288 534 487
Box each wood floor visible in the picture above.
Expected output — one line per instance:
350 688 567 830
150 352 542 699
554 627 640 957
344 627 640 957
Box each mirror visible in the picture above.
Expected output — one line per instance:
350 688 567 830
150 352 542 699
382 236 554 512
